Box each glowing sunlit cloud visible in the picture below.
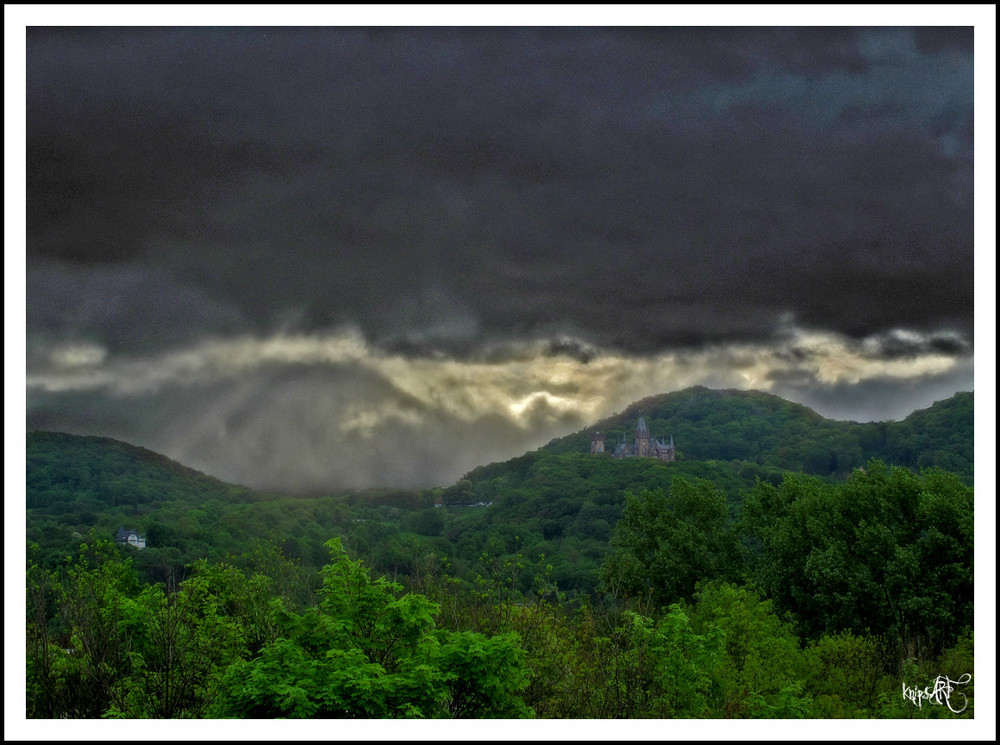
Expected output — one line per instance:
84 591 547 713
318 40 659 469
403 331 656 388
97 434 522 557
26 324 970 436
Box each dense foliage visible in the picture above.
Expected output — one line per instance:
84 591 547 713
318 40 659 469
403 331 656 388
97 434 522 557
27 539 529 719
743 463 973 659
599 479 744 606
24 389 975 718
26 431 782 596
26 504 974 719
544 388 973 484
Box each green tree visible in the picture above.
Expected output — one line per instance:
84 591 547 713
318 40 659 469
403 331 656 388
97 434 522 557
688 582 812 718
414 508 445 537
743 462 973 660
804 631 889 717
599 480 743 608
63 542 147 715
107 573 247 718
210 539 531 718
434 630 532 718
26 553 60 718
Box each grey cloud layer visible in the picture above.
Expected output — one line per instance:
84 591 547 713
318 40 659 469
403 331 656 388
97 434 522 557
27 327 973 491
25 27 976 490
27 27 973 358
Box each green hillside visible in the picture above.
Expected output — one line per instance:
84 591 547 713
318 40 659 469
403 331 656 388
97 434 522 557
436 451 792 594
25 388 973 594
869 391 974 478
26 430 260 512
541 387 973 483
24 390 976 719
26 431 316 583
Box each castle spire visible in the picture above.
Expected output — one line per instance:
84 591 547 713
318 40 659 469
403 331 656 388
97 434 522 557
591 429 605 454
636 411 649 436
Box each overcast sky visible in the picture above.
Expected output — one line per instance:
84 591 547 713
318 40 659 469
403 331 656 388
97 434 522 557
12 11 991 492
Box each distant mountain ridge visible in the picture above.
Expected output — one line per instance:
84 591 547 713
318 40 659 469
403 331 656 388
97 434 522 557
26 388 973 594
540 387 972 483
27 388 974 509
26 430 261 512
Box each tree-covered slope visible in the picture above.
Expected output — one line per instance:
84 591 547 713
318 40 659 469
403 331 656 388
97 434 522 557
27 430 260 512
437 451 792 594
541 387 973 483
27 431 279 576
24 388 973 593
24 391 976 720
26 430 433 586
864 391 973 480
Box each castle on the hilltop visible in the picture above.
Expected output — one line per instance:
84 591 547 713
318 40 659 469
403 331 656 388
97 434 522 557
590 414 675 462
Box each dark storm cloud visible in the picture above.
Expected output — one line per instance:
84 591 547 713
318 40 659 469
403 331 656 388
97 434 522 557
912 27 975 55
25 353 590 492
24 323 972 491
865 329 973 360
22 23 979 491
26 26 974 359
771 326 973 366
767 359 975 424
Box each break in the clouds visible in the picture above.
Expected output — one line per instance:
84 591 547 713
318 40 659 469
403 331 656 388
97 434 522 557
26 325 972 491
24 26 975 490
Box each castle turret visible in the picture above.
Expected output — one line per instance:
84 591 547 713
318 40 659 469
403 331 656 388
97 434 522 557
590 429 605 454
635 413 650 457
653 434 676 462
635 414 649 436
590 416 676 462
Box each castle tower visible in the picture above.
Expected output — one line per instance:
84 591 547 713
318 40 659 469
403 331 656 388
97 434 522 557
655 434 676 462
635 413 650 457
590 430 605 454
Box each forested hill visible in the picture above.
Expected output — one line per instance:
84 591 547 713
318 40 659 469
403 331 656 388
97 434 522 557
25 388 971 588
541 387 973 483
26 430 261 511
